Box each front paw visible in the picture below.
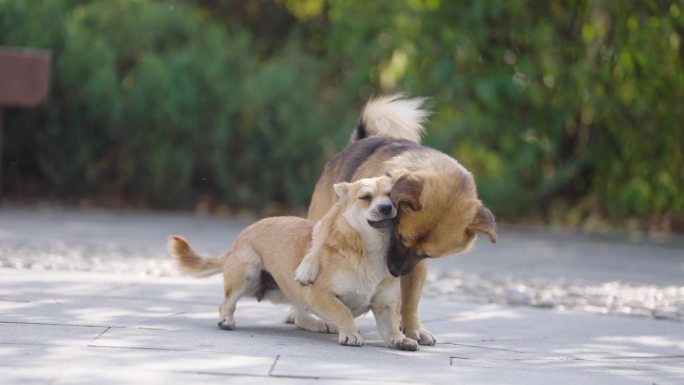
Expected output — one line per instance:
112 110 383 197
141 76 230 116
294 260 319 286
218 318 236 330
339 332 363 347
285 310 295 324
404 327 436 346
390 336 419 351
318 320 338 334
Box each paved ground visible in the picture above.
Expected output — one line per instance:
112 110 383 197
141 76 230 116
1 207 683 384
2 208 682 320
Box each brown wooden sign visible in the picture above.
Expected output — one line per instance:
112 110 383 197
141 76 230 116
0 48 51 107
0 47 52 193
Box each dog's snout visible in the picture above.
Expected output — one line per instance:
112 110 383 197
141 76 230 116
377 203 393 215
388 264 401 277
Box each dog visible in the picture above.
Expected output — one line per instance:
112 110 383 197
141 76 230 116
168 176 419 351
294 94 497 346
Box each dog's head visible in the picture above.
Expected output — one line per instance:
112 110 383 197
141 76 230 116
386 169 497 277
333 176 397 232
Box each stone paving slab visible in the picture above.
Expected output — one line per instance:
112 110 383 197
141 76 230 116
0 322 107 346
1 268 683 384
0 345 275 376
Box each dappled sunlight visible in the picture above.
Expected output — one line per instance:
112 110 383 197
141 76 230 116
0 344 275 377
549 334 684 360
599 335 684 351
450 305 525 322
183 311 217 321
66 306 169 325
2 270 682 383
435 332 489 342
426 268 684 322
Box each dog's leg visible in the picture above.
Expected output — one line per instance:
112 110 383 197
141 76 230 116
372 278 418 351
400 260 436 345
285 307 296 324
292 307 337 334
294 221 326 286
218 287 241 330
310 294 362 346
294 251 320 286
218 254 260 330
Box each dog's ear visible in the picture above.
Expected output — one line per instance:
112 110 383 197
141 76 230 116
468 205 497 243
390 173 423 211
333 182 351 200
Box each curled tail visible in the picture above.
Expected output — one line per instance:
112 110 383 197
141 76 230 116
351 93 431 144
168 235 225 277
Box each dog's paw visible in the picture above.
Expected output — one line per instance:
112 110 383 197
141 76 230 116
389 336 419 351
293 313 338 334
339 332 363 347
218 318 236 330
318 320 338 334
404 327 436 346
285 310 295 324
294 260 319 286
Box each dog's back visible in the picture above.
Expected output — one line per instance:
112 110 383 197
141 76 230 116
239 216 315 291
170 216 314 283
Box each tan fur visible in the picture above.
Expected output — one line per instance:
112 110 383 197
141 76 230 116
168 235 224 277
300 95 497 346
169 176 418 351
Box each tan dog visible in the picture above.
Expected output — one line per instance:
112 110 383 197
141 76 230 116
168 176 419 351
295 94 497 346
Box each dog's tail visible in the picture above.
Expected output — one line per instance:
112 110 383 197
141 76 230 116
168 235 225 277
351 93 430 144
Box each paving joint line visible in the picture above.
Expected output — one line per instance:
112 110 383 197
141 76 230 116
268 354 280 376
0 320 124 329
0 298 31 303
593 355 684 360
192 370 408 383
86 344 201 353
440 342 530 354
91 326 111 344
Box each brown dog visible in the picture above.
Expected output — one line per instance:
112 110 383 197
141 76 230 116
169 176 419 351
294 94 497 346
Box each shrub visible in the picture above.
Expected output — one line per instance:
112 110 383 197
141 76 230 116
2 0 682 228
1 0 356 208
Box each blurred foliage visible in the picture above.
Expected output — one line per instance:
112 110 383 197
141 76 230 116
1 0 683 230
0 0 353 208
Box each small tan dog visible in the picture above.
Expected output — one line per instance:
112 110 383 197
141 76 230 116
168 176 419 351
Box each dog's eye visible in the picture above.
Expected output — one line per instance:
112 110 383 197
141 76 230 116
358 194 372 201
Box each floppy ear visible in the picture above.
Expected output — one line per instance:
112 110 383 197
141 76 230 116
390 173 423 211
468 205 497 243
333 182 351 200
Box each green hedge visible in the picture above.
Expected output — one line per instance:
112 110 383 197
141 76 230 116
314 1 684 227
1 0 682 228
1 0 356 207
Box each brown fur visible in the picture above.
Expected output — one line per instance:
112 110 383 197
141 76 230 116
301 96 497 346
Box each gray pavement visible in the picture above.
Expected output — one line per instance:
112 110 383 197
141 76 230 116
1 207 683 384
1 207 682 320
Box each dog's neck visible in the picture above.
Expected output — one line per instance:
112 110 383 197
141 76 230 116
339 207 391 276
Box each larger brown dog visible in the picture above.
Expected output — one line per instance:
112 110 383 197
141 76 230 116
294 94 497 345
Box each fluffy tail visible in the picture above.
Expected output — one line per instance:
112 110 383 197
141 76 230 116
351 93 431 143
168 235 225 277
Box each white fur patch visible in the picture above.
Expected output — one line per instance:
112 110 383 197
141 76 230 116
353 94 431 143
